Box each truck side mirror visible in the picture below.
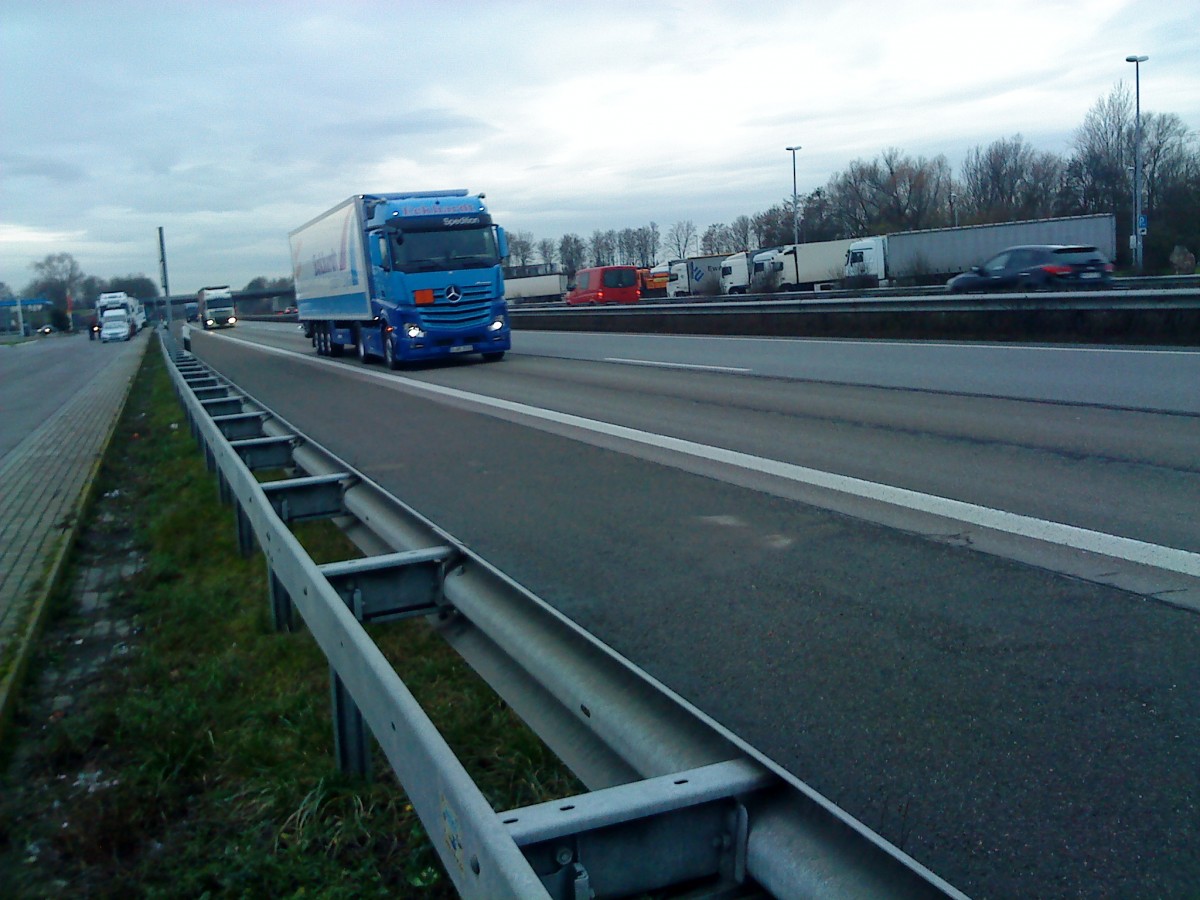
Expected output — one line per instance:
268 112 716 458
496 226 509 260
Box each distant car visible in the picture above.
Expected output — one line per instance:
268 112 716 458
37 325 55 335
947 245 1114 293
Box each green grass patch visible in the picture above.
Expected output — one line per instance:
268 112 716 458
0 345 581 897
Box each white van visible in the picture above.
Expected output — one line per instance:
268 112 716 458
100 310 131 342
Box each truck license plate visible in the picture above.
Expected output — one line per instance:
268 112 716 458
449 345 472 353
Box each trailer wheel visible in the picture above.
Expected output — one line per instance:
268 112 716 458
315 325 327 356
382 326 400 370
356 327 371 363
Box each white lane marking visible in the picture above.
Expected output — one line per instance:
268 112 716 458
207 330 1200 578
603 357 752 373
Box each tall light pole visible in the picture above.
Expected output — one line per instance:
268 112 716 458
1126 54 1148 272
786 145 801 245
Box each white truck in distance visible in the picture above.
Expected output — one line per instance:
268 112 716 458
752 239 856 292
843 214 1117 287
666 254 727 298
720 251 756 294
198 286 237 329
503 264 567 303
96 292 145 333
99 309 131 342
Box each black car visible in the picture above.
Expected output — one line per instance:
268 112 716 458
947 244 1113 293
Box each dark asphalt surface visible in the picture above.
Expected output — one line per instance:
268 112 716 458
192 330 1200 899
0 332 128 458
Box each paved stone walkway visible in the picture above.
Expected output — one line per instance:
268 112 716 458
0 330 148 736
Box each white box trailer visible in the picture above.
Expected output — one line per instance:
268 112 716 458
666 254 728 298
844 214 1117 287
504 269 567 303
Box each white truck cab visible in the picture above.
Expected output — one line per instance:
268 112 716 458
844 237 889 287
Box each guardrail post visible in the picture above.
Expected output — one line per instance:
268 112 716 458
331 671 371 778
268 569 294 632
236 504 257 557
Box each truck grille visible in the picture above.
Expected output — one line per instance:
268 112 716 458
420 284 495 328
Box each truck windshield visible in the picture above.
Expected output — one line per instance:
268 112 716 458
388 227 499 273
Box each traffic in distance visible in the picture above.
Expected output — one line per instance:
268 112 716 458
506 212 1120 304
88 291 148 342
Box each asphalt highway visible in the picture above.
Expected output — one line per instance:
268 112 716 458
188 322 1200 899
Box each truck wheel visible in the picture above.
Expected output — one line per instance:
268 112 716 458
482 352 505 362
356 327 371 363
382 327 400 370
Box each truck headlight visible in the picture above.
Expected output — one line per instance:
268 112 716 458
405 324 425 339
228 316 237 324
488 316 506 332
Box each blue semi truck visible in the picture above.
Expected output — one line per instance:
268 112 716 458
290 191 511 366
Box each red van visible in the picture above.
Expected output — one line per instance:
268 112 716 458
565 266 641 305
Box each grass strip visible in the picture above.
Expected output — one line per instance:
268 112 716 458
0 344 581 897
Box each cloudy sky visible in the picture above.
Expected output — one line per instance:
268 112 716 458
2 0 1197 296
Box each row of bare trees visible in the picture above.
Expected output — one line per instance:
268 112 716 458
507 224 663 273
514 84 1199 274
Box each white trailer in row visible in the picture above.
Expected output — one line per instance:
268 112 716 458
844 214 1117 287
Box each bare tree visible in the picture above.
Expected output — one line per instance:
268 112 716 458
508 230 535 267
26 252 83 310
824 150 950 235
536 238 557 267
589 230 616 266
1142 112 1194 214
633 222 660 266
1064 84 1133 216
960 135 1036 222
558 234 587 276
728 216 752 250
664 220 697 261
700 223 738 255
751 204 791 248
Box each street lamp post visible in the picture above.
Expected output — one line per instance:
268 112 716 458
786 145 801 245
1126 54 1148 272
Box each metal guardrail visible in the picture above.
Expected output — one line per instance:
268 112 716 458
508 285 1200 313
159 329 969 899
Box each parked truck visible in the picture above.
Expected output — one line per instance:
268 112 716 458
640 265 670 298
197 286 237 329
843 214 1117 287
503 264 567 304
291 191 510 366
752 239 857 292
720 251 757 295
666 254 727 298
